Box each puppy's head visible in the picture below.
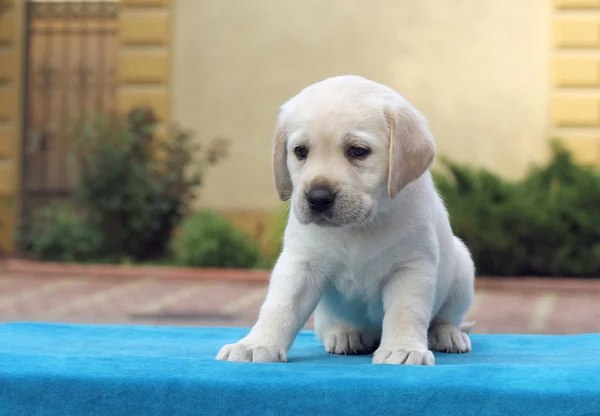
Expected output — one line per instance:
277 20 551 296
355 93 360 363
272 75 435 227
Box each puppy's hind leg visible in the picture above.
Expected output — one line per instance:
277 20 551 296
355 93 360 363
314 299 380 356
428 237 475 354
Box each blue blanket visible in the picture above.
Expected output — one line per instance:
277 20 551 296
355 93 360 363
0 323 598 416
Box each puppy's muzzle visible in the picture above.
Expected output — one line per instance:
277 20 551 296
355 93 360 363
307 185 336 214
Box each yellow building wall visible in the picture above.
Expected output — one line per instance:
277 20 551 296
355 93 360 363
552 0 600 164
172 0 553 219
2 0 600 252
117 0 172 125
0 0 24 255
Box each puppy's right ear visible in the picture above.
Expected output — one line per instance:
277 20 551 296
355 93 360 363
272 116 292 201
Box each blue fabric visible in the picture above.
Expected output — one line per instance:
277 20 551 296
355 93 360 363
0 323 599 416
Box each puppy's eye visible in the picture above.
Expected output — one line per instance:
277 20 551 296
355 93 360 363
294 146 309 160
348 146 370 159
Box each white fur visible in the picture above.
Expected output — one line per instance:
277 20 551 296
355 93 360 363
216 75 475 366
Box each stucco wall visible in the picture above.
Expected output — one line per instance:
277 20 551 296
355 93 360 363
551 0 600 165
9 0 600 250
172 0 552 212
118 0 172 125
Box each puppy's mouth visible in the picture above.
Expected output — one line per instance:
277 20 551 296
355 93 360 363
297 211 340 227
312 215 341 227
301 208 375 228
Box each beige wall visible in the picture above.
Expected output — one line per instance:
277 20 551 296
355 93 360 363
5 0 600 251
172 0 552 212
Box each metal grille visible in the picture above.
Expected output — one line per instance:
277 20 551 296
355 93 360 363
20 0 118 229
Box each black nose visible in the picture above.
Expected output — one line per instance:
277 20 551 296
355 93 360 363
307 186 336 213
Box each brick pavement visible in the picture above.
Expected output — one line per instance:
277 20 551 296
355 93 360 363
0 272 598 334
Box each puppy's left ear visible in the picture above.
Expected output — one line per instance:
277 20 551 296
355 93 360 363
385 104 436 199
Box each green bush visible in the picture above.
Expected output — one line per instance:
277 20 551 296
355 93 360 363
26 203 103 262
262 201 290 267
23 107 227 263
173 209 262 268
31 107 228 263
435 141 600 277
0 195 13 255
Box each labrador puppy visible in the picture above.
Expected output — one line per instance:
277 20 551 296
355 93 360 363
216 75 475 365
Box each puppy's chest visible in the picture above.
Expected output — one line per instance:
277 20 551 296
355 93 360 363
327 247 393 300
310 230 402 299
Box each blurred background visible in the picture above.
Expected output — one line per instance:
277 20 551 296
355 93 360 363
0 0 598 334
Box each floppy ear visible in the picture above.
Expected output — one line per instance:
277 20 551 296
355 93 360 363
272 118 292 201
385 104 436 199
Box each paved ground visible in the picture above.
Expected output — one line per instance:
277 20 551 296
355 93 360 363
0 272 598 334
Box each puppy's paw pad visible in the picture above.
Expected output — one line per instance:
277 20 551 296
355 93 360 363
321 330 379 355
428 324 472 353
372 347 434 366
215 342 286 363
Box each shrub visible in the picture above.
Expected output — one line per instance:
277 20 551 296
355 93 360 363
173 209 262 268
0 195 15 256
26 203 103 262
435 141 600 277
69 107 228 261
262 201 291 267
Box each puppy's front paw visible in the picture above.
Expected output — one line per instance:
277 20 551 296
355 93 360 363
372 347 434 366
321 329 379 355
216 342 287 363
428 324 472 353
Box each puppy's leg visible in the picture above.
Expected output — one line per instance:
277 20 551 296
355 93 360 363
428 237 475 354
314 299 380 355
216 252 324 363
373 261 436 366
